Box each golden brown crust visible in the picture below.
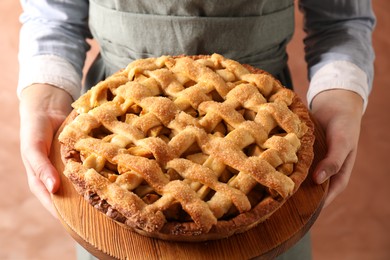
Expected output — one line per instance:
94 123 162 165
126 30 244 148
58 54 315 241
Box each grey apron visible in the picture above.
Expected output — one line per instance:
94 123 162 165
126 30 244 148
81 1 310 259
86 0 295 89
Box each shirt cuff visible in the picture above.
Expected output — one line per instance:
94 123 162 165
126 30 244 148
17 55 82 101
307 60 370 113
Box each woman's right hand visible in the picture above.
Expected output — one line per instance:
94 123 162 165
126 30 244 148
19 84 73 217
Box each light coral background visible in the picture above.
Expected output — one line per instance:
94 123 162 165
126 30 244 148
1 1 389 259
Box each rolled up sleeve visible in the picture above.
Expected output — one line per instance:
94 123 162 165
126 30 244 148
18 0 91 100
299 0 376 112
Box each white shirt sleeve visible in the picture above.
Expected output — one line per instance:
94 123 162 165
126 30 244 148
18 0 90 100
307 60 369 113
17 55 82 100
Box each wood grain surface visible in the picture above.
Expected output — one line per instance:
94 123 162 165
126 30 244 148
50 119 328 260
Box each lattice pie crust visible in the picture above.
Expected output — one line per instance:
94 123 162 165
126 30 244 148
58 54 315 241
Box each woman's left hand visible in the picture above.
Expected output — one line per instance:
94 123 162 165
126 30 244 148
310 89 364 207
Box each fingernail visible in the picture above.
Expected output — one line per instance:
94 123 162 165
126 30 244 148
316 170 326 184
46 178 54 192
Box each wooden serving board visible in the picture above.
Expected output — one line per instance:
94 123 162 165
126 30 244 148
50 120 328 260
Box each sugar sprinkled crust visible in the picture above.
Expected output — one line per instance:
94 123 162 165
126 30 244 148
58 54 315 241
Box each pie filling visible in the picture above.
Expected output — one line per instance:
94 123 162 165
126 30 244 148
59 54 314 240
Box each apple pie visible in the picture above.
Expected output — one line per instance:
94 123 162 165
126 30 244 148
58 54 315 241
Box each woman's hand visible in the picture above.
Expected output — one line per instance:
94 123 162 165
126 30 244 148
311 89 364 207
19 84 73 217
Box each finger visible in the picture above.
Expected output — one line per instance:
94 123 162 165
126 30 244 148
22 151 60 218
22 145 61 194
20 114 60 192
27 173 59 218
313 134 351 184
322 150 357 208
20 136 61 219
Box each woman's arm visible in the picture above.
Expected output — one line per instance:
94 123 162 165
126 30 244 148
299 0 376 206
18 0 90 216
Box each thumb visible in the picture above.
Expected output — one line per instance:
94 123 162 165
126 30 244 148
313 134 350 185
22 145 61 217
313 133 357 207
26 170 60 217
23 146 61 193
